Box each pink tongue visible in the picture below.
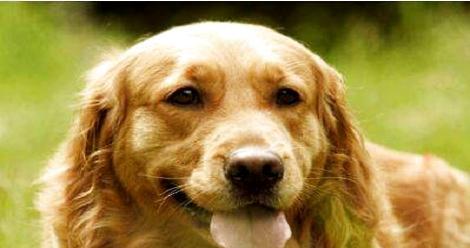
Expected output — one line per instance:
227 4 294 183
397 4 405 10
210 206 291 248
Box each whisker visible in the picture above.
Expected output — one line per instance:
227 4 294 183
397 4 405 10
138 173 189 180
165 188 205 220
155 182 198 215
306 176 360 184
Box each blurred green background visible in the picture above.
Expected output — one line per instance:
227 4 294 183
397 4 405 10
0 3 468 247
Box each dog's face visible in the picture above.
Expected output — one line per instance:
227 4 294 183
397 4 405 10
101 23 341 245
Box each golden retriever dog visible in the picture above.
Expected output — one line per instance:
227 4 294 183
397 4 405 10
37 22 469 248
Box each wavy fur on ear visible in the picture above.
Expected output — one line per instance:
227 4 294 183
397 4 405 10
307 56 403 247
37 59 132 248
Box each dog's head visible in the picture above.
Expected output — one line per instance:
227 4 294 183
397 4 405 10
65 22 376 247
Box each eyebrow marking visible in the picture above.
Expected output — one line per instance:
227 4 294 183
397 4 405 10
263 63 286 84
183 63 219 84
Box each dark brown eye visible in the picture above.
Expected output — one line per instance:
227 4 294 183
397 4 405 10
167 87 201 106
275 88 301 106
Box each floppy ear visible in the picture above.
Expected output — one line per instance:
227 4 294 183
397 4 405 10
309 55 380 245
60 60 129 247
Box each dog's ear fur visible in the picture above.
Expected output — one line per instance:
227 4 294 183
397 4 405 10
59 59 129 247
309 55 380 246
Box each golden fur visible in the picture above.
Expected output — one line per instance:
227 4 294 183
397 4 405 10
37 22 469 248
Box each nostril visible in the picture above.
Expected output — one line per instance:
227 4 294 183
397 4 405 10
262 162 284 182
227 163 250 183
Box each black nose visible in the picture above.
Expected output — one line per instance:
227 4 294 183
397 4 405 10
225 149 284 193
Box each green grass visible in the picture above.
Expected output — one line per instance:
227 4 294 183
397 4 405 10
0 3 126 247
0 3 468 247
326 3 470 169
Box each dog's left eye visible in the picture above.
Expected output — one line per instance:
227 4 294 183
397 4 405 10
167 87 201 106
275 88 301 106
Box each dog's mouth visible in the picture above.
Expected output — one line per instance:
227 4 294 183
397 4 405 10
160 179 211 224
160 179 292 248
160 178 277 215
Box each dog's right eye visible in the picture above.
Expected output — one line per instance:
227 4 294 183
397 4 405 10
275 87 301 107
166 87 201 106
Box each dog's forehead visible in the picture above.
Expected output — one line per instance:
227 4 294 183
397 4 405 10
126 22 317 92
154 22 294 50
133 22 312 68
